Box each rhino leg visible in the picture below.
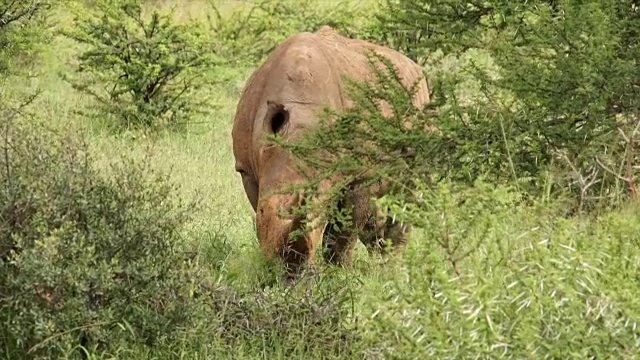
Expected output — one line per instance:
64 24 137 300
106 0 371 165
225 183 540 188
322 222 358 266
323 183 378 266
348 183 411 257
363 215 411 256
275 219 330 285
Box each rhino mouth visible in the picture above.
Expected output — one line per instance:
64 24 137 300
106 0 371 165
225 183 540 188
256 193 309 263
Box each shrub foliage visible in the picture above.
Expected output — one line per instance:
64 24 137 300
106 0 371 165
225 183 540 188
278 1 640 355
208 0 375 66
0 106 213 357
359 181 640 358
0 100 357 360
63 0 219 131
0 0 54 74
284 0 640 217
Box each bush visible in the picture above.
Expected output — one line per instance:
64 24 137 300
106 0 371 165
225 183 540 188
357 180 640 358
63 0 219 131
274 4 640 354
208 278 358 360
0 0 54 75
0 104 216 358
208 0 376 67
0 98 359 360
284 0 640 218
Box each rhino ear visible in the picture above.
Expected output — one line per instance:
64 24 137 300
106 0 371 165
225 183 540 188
265 101 289 135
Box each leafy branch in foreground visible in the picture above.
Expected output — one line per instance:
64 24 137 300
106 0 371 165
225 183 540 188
373 0 639 210
278 51 514 221
281 0 639 228
63 0 220 131
361 182 640 358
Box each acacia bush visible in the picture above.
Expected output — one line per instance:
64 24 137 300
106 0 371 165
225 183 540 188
0 101 357 360
356 180 640 358
207 0 376 67
405 0 637 209
63 0 219 131
274 0 640 356
284 0 640 218
0 109 213 358
0 0 54 75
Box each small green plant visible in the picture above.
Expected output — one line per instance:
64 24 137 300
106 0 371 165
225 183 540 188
63 0 219 131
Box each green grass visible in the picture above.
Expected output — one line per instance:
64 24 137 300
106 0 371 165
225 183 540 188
3 0 640 358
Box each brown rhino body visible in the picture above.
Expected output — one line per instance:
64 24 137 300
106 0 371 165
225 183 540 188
231 26 430 279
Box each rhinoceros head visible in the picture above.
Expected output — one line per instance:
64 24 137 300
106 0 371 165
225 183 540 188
231 31 343 276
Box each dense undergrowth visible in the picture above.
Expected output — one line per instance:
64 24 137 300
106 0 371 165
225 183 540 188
0 0 638 359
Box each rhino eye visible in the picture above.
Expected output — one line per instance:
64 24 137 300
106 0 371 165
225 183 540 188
269 104 289 135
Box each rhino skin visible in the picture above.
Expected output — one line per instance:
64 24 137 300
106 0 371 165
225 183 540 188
231 26 430 280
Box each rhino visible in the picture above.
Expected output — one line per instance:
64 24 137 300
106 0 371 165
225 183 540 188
231 26 430 280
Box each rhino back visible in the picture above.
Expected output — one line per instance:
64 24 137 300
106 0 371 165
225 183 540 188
232 28 430 175
314 26 430 116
